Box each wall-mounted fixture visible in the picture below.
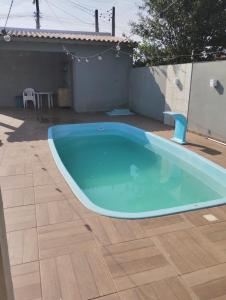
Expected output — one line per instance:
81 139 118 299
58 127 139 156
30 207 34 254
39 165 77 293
210 79 218 88
175 78 180 86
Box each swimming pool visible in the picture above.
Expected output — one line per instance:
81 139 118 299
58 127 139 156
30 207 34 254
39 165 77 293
48 122 226 218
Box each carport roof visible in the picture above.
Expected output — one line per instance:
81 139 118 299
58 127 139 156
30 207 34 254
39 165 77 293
0 27 130 44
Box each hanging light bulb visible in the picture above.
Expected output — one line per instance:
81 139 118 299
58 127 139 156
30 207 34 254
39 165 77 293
159 11 167 25
159 18 166 26
85 58 89 63
98 55 103 61
1 29 11 42
3 34 11 42
77 57 81 63
116 43 121 52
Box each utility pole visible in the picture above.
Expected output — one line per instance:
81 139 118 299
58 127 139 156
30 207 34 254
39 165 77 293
33 0 40 29
95 9 99 33
112 6 115 36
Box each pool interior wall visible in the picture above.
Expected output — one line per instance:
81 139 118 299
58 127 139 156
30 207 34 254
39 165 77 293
48 122 226 219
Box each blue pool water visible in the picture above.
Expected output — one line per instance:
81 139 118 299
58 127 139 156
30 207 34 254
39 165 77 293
49 123 226 218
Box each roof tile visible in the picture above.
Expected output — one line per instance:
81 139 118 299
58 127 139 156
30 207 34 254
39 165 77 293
1 27 129 44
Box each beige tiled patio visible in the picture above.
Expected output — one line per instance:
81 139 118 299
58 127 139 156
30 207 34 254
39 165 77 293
1 108 226 300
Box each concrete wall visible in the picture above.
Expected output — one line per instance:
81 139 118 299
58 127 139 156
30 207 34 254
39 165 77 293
129 61 226 142
72 45 132 112
164 64 192 126
129 66 167 121
0 50 65 106
188 60 226 142
129 64 191 123
0 40 132 111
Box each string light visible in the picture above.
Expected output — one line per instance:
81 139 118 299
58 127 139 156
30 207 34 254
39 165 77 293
62 43 132 64
1 29 11 42
1 0 14 42
116 44 121 51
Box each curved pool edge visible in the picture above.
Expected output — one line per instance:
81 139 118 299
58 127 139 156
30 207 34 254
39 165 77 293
48 122 226 219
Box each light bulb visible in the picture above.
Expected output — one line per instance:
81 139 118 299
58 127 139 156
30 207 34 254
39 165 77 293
85 58 89 63
77 58 81 63
116 44 121 51
3 34 11 42
98 55 103 61
159 18 166 25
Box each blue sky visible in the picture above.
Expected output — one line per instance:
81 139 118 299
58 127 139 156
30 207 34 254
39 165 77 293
0 0 142 37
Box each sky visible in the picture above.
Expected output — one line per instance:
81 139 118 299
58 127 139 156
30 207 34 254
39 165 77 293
0 0 142 38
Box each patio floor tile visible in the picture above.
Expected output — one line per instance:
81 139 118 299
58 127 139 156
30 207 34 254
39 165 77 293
182 263 226 299
183 207 226 226
40 248 116 300
0 174 33 190
85 215 145 246
198 221 226 252
11 261 42 300
36 199 80 226
103 237 178 289
7 228 38 266
2 187 35 208
33 170 54 186
138 214 193 237
0 162 31 176
34 184 65 203
55 181 75 199
37 220 96 259
156 227 226 274
4 205 36 232
118 277 193 300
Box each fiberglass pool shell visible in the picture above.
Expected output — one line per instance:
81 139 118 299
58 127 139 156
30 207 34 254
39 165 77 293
48 122 226 219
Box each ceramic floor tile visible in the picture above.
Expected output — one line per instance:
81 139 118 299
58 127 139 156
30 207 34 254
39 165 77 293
4 205 36 232
7 228 38 266
0 174 33 190
37 220 95 259
40 248 115 300
12 261 42 300
36 200 80 226
34 184 65 204
2 187 35 208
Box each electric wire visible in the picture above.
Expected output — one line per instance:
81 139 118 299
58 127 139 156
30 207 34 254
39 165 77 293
44 0 66 27
3 0 14 28
47 0 94 25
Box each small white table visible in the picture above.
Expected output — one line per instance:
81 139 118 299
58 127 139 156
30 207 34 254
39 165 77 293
36 92 54 109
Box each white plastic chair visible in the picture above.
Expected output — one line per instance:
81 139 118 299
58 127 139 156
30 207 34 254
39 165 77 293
23 88 36 109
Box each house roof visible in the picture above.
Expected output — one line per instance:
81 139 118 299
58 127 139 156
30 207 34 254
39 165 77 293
0 27 130 44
